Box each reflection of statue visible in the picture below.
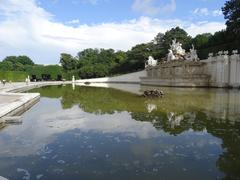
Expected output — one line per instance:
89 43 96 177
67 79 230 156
146 103 157 113
167 112 184 128
145 56 157 68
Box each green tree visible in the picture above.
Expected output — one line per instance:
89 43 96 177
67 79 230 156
152 33 165 59
14 62 25 71
162 27 192 54
0 61 14 71
192 33 212 49
60 53 77 71
222 0 240 35
3 56 18 64
126 43 152 71
1 55 34 71
111 51 127 74
154 32 164 45
17 55 34 65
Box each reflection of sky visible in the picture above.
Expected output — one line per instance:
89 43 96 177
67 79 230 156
0 98 162 157
0 97 222 159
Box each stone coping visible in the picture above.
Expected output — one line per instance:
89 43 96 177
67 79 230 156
0 81 71 122
146 60 206 70
0 92 40 119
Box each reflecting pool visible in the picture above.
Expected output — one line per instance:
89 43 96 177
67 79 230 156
0 84 240 180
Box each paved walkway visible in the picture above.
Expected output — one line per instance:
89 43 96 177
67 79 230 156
0 81 71 120
0 81 71 93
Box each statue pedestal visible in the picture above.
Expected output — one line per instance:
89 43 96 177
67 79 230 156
140 60 210 87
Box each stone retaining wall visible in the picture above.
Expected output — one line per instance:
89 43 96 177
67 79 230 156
142 51 240 88
76 71 146 84
202 51 240 88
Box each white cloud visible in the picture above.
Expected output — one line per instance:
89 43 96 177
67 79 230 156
132 0 176 15
186 21 225 37
72 0 107 5
0 0 225 64
193 8 223 17
193 8 209 16
67 19 80 24
212 9 222 17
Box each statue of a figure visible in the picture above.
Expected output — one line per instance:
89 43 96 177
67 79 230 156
145 56 157 68
170 39 177 50
176 42 185 56
72 75 75 83
188 44 199 61
167 49 176 61
168 39 186 60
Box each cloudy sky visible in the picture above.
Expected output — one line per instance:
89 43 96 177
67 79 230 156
0 0 227 64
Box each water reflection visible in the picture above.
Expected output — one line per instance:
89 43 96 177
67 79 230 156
31 85 240 179
0 85 239 179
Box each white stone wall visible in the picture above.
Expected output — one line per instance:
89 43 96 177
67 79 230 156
230 53 240 87
202 50 240 88
76 70 147 84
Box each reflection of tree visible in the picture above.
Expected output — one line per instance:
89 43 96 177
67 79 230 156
30 85 240 179
132 110 240 179
208 120 240 179
31 85 214 114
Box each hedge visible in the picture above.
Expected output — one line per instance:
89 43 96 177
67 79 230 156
0 71 28 82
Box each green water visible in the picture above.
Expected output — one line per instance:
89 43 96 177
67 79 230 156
0 84 240 180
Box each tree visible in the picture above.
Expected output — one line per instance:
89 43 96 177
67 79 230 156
3 56 18 64
14 62 24 71
1 55 34 71
0 61 14 71
162 27 192 54
192 33 212 49
222 0 240 35
126 43 152 71
60 53 77 71
17 56 34 65
154 32 164 45
111 51 127 74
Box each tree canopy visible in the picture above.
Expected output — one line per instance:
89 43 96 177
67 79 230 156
222 0 240 35
162 27 192 53
0 55 34 71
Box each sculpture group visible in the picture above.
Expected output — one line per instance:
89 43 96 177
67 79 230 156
146 39 199 68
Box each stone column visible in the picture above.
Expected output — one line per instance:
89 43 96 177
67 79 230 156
229 50 238 87
208 53 216 86
223 51 230 86
233 50 240 87
216 51 224 87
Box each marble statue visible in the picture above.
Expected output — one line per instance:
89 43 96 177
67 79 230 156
145 56 157 67
172 39 185 55
167 49 176 61
72 75 75 83
167 39 186 61
188 44 199 61
25 75 30 85
223 51 229 65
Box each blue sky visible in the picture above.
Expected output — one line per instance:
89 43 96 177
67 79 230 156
38 0 226 24
0 0 227 64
